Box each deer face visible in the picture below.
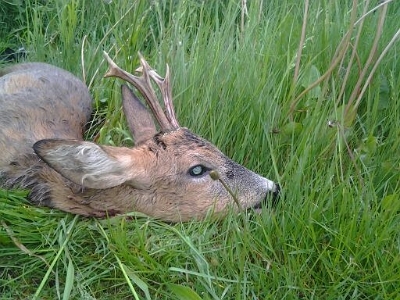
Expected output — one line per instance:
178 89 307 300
127 128 277 221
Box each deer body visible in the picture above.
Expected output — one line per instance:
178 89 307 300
0 54 278 222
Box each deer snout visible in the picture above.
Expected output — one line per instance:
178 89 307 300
252 179 280 210
264 177 278 193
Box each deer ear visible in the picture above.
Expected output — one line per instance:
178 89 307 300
121 84 157 144
33 139 134 189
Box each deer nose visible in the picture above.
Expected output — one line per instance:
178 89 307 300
271 183 281 206
251 183 280 210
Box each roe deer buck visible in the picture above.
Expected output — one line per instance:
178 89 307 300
0 52 279 222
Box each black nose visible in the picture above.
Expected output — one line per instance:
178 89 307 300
271 183 281 207
273 183 280 197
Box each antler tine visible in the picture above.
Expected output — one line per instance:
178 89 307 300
143 58 180 128
103 51 173 131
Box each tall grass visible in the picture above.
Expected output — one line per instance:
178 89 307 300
1 0 399 298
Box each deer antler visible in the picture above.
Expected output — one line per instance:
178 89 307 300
103 51 179 130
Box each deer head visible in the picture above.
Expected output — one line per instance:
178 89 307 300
5 53 278 222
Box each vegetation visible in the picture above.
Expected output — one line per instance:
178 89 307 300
1 0 399 298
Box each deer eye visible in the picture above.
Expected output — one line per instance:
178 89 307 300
188 165 209 177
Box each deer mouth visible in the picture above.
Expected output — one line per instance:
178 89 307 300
251 183 280 210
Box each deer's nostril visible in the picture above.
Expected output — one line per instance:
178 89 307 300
273 183 280 197
271 183 281 206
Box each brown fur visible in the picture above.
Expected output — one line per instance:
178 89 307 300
0 60 278 222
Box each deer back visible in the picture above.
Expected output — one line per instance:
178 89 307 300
0 63 92 165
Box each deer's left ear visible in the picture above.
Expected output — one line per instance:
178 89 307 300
121 84 157 144
33 139 134 189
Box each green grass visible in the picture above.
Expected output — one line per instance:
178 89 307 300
1 0 399 298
